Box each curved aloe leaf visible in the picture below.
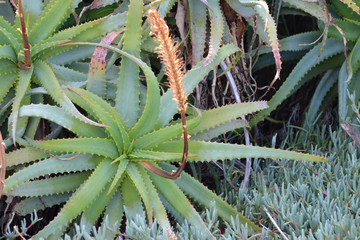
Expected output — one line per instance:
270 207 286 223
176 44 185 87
6 147 48 167
306 69 339 124
14 193 72 216
8 171 90 197
154 140 328 163
115 0 143 127
11 66 33 142
0 45 16 62
188 0 207 65
189 101 268 136
159 162 263 233
26 137 119 159
87 31 122 97
35 158 116 240
192 119 249 140
18 104 107 138
33 60 106 128
28 0 74 45
150 170 214 239
4 154 99 194
251 39 345 125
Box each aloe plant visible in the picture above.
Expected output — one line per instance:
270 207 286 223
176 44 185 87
0 0 127 143
251 0 360 126
1 2 328 238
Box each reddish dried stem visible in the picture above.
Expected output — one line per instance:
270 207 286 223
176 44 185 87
18 0 31 70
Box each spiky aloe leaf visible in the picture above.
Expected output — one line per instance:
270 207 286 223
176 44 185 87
14 193 72 216
136 164 171 230
121 176 144 220
226 0 282 82
18 104 107 138
87 31 122 97
306 69 339 125
6 147 49 167
251 39 345 125
101 189 124 239
0 73 17 106
160 162 263 233
26 137 119 159
154 140 328 163
33 60 106 128
0 20 21 52
28 0 74 45
68 87 129 153
115 0 143 127
282 0 328 22
3 154 99 194
157 44 240 127
189 101 268 136
80 177 120 232
188 0 207 65
126 162 155 222
149 170 214 239
8 171 90 197
129 150 184 161
35 158 116 240
133 114 201 150
11 66 33 143
107 158 128 196
192 119 249 141
0 59 18 75
0 45 16 62
203 0 224 66
339 0 360 16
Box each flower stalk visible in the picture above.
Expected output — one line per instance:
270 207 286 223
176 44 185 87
142 9 188 179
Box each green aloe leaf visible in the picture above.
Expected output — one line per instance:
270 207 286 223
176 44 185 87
33 60 106 128
133 113 201 150
251 39 345 125
189 101 268 136
68 87 130 154
0 45 16 62
159 162 262 233
188 0 207 65
14 193 72 216
11 66 34 142
154 140 328 163
8 171 90 197
26 137 119 159
0 73 17 106
28 0 74 45
18 104 107 138
4 154 100 194
35 158 116 240
115 0 143 127
6 147 49 167
150 170 214 239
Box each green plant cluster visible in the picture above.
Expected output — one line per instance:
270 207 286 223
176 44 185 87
2 0 359 239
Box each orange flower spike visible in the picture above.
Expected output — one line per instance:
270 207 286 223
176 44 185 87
147 9 187 113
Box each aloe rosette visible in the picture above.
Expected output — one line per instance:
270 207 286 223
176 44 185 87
0 0 127 143
2 1 328 239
